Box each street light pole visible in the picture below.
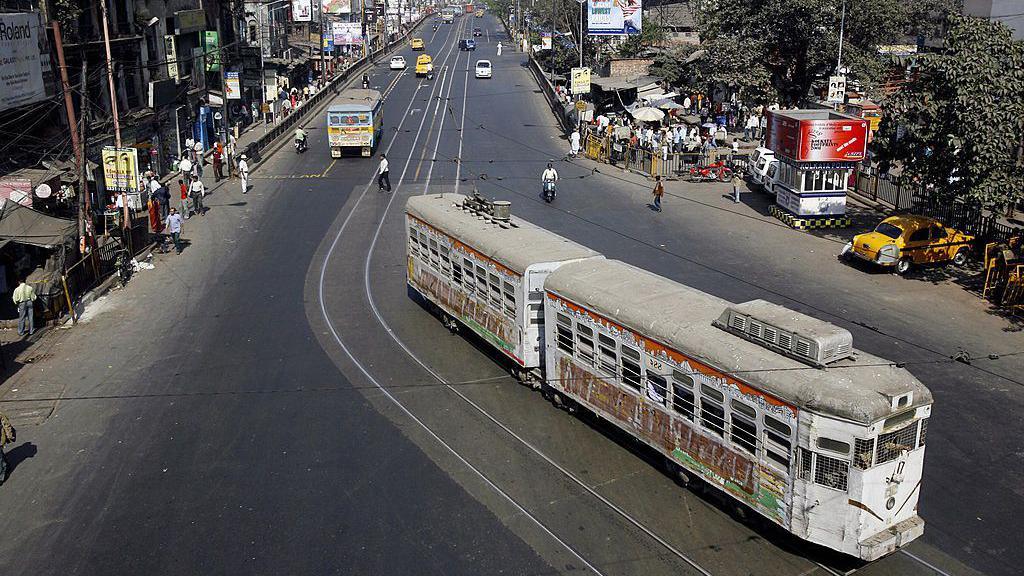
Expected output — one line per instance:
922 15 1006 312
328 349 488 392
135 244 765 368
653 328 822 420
837 0 846 73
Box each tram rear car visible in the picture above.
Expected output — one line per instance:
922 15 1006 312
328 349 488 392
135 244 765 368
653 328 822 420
405 193 601 377
542 259 932 560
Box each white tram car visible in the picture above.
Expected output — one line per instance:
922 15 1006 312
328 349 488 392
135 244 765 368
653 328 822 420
405 193 931 561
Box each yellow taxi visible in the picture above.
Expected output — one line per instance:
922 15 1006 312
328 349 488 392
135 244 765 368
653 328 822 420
411 38 424 50
475 10 484 17
841 215 974 275
415 54 433 77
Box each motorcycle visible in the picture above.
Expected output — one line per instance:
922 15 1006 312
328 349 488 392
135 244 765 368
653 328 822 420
688 161 733 183
543 180 557 203
294 137 307 154
362 77 370 89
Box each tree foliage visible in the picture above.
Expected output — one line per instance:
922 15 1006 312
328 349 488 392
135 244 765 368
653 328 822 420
616 18 668 58
875 15 1024 210
693 0 956 104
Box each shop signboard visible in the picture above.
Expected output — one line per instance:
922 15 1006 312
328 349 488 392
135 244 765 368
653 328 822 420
203 31 221 71
101 147 141 193
322 0 352 15
0 12 47 113
225 71 241 99
767 112 867 163
164 35 180 81
333 22 363 45
292 0 313 21
541 32 552 50
264 69 278 102
570 67 591 94
323 35 334 52
175 9 206 34
827 75 846 104
587 0 642 36
241 47 262 82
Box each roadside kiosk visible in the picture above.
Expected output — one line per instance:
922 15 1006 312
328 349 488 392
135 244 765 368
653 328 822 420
764 109 868 229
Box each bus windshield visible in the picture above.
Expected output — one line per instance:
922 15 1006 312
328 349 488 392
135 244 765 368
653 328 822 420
330 112 371 126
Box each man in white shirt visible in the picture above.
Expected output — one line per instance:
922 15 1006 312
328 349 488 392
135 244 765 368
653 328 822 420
165 208 184 254
238 154 250 194
745 114 759 141
569 129 581 157
378 153 391 192
189 176 206 217
683 96 692 113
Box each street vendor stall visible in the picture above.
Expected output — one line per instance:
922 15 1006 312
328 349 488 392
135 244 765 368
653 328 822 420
765 109 868 228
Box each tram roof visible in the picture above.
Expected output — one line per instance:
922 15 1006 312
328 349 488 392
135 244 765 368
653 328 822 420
329 89 383 111
405 194 601 274
546 259 932 424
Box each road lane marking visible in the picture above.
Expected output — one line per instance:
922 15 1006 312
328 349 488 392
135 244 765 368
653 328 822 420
320 158 337 178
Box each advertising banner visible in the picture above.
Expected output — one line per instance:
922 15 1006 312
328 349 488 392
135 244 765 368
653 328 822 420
101 147 141 193
0 13 46 113
587 0 642 36
322 0 352 15
0 178 32 207
292 0 313 21
541 32 552 50
767 112 868 162
323 34 334 52
163 35 180 81
264 69 278 102
827 75 846 104
225 72 241 99
333 22 363 45
571 67 591 94
203 31 221 71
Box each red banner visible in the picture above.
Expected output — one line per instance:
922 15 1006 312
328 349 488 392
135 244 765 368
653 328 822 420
767 112 868 162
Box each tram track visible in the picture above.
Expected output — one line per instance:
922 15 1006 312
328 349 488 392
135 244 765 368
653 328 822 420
312 17 951 576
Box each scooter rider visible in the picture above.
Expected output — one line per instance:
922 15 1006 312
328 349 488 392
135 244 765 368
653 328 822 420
294 127 308 151
542 163 558 200
362 73 370 89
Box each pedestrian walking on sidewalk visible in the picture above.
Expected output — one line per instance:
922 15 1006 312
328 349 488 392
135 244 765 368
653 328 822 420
238 155 250 194
0 411 15 485
745 114 758 141
732 173 742 203
378 153 391 192
497 41 503 56
193 141 204 178
12 276 36 336
166 208 184 254
189 175 206 217
652 176 665 212
569 129 581 158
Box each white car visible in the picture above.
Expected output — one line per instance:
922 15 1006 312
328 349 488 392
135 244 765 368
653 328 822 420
474 59 492 78
390 56 407 70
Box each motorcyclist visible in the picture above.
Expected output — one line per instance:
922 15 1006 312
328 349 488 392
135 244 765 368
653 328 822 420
362 73 370 89
294 127 307 150
542 163 559 184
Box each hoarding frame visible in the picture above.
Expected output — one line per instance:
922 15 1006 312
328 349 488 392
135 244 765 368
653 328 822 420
587 0 642 36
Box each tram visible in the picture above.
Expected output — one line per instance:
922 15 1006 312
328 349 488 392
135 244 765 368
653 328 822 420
405 193 931 561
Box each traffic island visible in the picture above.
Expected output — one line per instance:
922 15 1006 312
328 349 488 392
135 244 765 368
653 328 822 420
769 204 851 230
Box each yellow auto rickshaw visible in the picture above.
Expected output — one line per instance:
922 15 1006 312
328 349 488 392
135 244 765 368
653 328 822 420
415 54 433 77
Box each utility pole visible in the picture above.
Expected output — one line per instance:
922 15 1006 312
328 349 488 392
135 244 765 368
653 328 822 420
98 0 122 147
79 60 91 244
837 0 846 73
52 21 85 239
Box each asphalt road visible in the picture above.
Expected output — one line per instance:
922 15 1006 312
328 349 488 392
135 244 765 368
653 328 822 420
0 12 1020 576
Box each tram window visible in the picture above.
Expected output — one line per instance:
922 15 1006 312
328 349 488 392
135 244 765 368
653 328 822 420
476 266 488 292
700 384 724 404
556 324 574 355
671 383 694 420
647 373 667 406
730 404 758 455
577 325 595 365
621 346 642 392
503 281 515 295
700 396 725 437
672 370 693 388
731 399 757 420
503 292 515 318
798 448 812 480
598 335 617 377
814 453 849 492
463 261 475 293
876 421 919 464
853 438 875 469
764 415 792 438
766 447 790 470
528 304 544 325
918 418 928 447
557 313 572 326
816 437 851 455
452 261 463 284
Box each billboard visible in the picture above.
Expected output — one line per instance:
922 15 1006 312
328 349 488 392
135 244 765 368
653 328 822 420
587 0 642 36
203 31 221 71
767 112 868 162
322 0 352 15
333 22 363 45
101 147 141 193
224 72 241 100
164 35 180 81
0 13 47 113
571 67 591 94
292 0 313 21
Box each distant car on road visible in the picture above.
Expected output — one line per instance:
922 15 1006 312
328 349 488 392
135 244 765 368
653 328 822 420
389 56 407 70
459 38 476 50
473 27 482 37
411 38 425 50
474 59 491 78
841 214 974 275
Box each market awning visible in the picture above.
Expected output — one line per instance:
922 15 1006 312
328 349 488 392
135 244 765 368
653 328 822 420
591 75 662 91
0 199 77 249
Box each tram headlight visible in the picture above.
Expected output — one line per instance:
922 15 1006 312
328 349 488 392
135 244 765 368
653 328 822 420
886 497 896 510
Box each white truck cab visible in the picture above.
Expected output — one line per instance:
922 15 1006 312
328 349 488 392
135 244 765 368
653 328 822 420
747 146 777 191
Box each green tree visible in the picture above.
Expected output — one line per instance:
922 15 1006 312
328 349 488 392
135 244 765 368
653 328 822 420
616 18 668 58
694 0 956 104
875 15 1024 211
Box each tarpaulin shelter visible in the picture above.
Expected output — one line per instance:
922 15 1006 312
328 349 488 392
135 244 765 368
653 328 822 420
0 199 77 250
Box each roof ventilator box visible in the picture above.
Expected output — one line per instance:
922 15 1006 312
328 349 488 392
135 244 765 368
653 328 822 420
713 299 854 368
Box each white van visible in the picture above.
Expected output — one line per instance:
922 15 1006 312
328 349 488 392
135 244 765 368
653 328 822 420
747 147 776 190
